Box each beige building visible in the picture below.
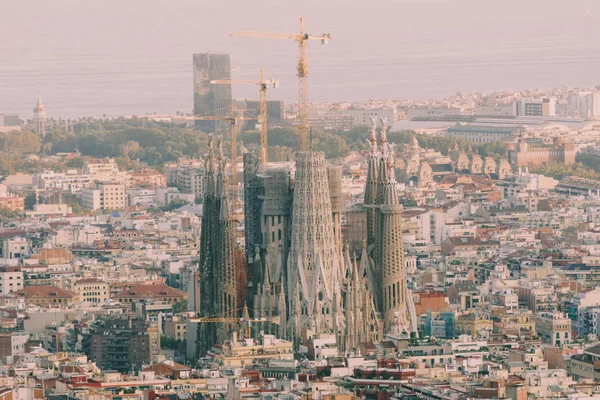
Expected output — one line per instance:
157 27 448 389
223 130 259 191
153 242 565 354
130 169 167 189
165 317 187 342
535 311 571 346
81 181 126 211
13 285 80 307
72 278 110 304
496 310 536 337
455 312 493 336
216 332 294 367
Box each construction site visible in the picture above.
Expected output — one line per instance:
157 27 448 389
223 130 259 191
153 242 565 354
192 16 415 358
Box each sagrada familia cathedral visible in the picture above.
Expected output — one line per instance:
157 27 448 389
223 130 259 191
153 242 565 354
197 118 418 355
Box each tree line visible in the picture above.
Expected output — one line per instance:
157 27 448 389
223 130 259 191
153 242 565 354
6 117 599 184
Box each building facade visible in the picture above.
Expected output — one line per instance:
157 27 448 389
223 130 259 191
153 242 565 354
535 312 572 346
81 181 126 211
0 266 23 296
83 317 160 372
193 53 232 134
509 138 575 167
447 124 518 143
72 278 110 304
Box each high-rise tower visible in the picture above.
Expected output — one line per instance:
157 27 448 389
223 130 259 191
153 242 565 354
193 53 232 134
33 95 46 137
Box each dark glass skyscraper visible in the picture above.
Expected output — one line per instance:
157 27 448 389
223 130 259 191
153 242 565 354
193 53 232 134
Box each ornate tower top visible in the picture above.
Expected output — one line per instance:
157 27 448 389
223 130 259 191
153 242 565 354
33 95 47 136
386 145 396 185
368 116 378 156
33 95 46 115
379 117 388 146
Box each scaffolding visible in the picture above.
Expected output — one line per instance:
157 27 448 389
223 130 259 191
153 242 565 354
243 151 263 304
197 136 239 358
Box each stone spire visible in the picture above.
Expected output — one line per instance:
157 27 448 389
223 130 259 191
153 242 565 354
216 136 237 343
278 276 287 339
289 150 338 340
364 117 380 248
197 134 220 357
375 141 412 333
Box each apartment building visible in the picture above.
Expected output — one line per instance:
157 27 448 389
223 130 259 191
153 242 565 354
83 317 160 372
81 181 126 211
72 278 110 304
535 312 572 346
0 266 23 295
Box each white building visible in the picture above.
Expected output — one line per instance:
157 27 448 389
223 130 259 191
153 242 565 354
344 109 397 126
0 266 24 295
474 103 517 116
81 181 126 211
25 204 72 217
407 107 462 119
128 188 158 207
83 159 120 175
571 91 600 119
48 225 104 247
156 187 196 207
33 171 92 193
2 237 30 261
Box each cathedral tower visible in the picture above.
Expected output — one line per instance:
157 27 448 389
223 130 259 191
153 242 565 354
289 151 339 339
364 118 379 248
216 138 238 343
197 135 219 357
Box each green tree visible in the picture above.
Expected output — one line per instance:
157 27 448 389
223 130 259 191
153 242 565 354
0 130 42 155
66 157 84 169
311 131 350 158
0 208 18 223
24 193 36 210
172 299 188 313
162 198 189 211
269 145 295 162
0 157 16 175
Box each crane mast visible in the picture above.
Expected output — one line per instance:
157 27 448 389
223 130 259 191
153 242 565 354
144 113 254 191
296 16 311 152
259 68 268 165
231 15 330 152
211 69 279 166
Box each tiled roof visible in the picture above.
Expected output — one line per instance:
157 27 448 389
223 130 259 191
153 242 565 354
144 360 191 372
15 285 78 299
115 283 186 299
75 278 107 285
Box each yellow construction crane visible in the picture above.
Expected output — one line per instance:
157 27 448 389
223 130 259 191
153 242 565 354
231 15 330 152
210 69 279 166
151 112 256 188
189 303 267 338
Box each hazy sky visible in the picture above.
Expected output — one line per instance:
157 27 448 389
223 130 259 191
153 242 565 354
2 0 600 118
